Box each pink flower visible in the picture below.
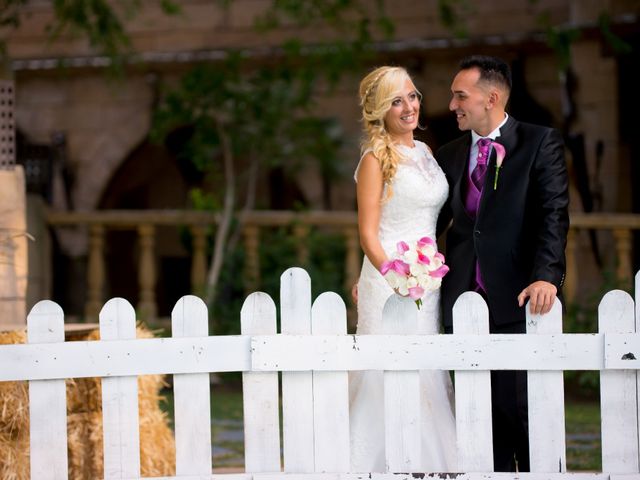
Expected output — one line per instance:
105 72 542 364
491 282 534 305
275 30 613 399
379 235 449 310
417 251 431 265
417 236 436 249
408 285 425 300
396 241 410 254
429 264 450 278
492 142 506 166
492 142 506 190
380 259 410 276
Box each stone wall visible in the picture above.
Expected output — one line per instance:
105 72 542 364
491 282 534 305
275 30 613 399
3 0 638 306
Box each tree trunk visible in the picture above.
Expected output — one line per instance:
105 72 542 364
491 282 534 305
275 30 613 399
204 119 235 309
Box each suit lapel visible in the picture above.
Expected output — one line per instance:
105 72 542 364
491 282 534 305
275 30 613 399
477 117 518 219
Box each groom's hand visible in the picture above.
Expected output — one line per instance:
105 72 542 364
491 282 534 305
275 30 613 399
351 283 358 305
517 280 557 315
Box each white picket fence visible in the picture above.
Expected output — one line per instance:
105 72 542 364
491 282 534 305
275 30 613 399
2 267 640 480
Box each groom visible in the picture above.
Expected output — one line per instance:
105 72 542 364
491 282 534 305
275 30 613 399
436 55 569 471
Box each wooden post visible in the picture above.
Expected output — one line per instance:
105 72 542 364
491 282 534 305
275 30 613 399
243 224 260 295
190 225 207 296
137 224 156 321
293 224 309 266
280 267 314 472
311 292 350 472
382 295 421 471
564 228 577 305
99 298 140 478
613 228 632 290
453 292 493 471
172 295 212 474
527 301 566 472
27 301 68 479
599 290 638 472
85 224 105 320
241 292 281 472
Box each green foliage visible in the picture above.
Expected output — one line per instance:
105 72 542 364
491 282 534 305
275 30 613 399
0 0 27 29
251 0 394 85
537 11 581 73
598 12 632 55
212 226 349 335
563 269 632 398
0 0 180 67
437 0 474 38
255 0 393 39
151 55 345 209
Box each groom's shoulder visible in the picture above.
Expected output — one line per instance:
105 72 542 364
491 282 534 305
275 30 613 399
514 118 558 140
436 133 468 160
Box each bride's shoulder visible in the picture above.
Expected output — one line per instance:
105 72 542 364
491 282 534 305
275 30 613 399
414 140 435 157
354 149 379 183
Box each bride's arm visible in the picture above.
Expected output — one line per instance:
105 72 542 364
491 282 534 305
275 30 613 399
356 152 387 271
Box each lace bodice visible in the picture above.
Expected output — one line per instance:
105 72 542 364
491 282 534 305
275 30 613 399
355 140 449 250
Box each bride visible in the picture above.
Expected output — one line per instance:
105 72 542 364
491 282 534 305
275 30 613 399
350 66 457 471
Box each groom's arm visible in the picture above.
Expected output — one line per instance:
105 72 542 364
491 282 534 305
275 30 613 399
519 128 569 314
530 128 569 287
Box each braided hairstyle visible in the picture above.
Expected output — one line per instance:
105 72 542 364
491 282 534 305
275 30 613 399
359 66 419 201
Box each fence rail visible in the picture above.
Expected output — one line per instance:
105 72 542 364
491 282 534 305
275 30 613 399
2 268 640 479
44 210 640 323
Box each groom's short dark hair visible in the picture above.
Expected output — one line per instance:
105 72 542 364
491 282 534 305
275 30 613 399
460 55 512 92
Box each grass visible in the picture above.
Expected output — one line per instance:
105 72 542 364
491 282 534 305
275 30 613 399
565 400 601 471
159 383 602 471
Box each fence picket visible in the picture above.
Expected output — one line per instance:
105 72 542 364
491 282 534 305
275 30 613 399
99 298 141 478
241 292 281 472
382 295 421 472
27 300 68 480
172 295 212 475
527 300 566 472
599 290 639 473
281 267 315 472
311 292 350 472
453 292 493 471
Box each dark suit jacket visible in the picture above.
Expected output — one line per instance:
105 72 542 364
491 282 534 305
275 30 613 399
436 116 569 329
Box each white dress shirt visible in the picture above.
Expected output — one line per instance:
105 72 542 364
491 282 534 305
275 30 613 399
468 113 509 175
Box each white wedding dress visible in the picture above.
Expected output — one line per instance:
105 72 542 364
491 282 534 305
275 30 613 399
350 140 457 472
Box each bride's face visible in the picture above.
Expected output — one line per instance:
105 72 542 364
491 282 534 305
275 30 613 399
383 79 420 141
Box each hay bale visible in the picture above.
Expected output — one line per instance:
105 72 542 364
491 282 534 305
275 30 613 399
0 431 29 480
0 324 176 479
65 324 176 477
0 331 29 439
139 397 176 476
67 412 103 480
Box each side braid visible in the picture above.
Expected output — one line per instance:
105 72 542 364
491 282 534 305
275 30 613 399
359 66 414 202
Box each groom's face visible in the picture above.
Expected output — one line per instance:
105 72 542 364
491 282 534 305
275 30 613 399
449 68 491 135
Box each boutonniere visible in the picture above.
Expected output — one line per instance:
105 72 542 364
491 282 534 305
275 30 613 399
492 142 506 190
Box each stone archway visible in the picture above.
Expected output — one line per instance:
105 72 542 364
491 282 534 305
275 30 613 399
98 138 196 317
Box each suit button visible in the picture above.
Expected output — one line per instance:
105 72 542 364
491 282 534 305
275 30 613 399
474 230 481 236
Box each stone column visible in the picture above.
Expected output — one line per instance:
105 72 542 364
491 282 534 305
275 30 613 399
0 80 27 327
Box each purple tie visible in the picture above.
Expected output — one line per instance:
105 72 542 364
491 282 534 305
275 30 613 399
471 138 491 190
467 138 491 292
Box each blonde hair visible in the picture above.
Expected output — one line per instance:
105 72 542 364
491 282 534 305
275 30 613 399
359 66 420 201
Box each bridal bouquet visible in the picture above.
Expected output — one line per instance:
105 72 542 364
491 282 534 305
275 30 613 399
380 236 450 309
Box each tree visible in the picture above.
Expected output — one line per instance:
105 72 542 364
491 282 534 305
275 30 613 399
152 1 394 314
0 0 179 75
